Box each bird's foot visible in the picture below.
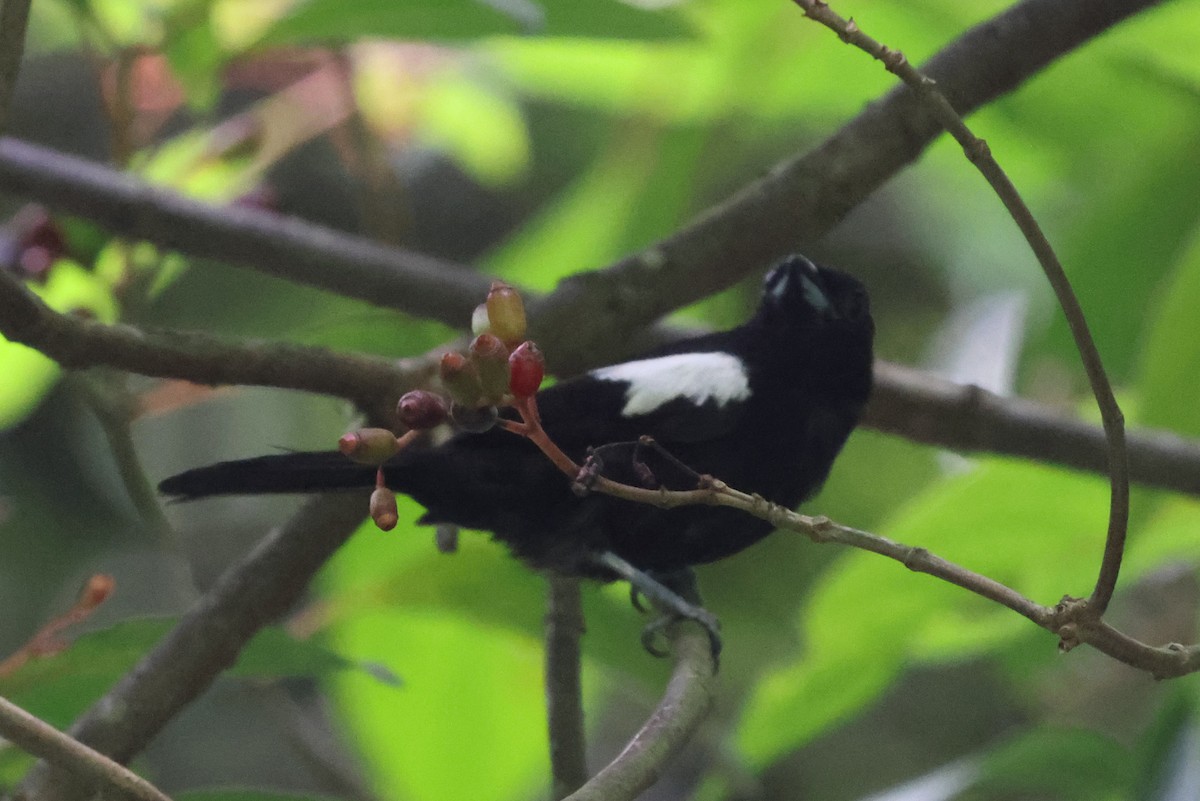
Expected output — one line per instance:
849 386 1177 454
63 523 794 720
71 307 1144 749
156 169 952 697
595 552 722 665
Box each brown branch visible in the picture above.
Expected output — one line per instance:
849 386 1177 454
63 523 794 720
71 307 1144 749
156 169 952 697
0 268 436 411
545 576 588 800
564 624 716 801
0 696 172 801
0 0 31 135
791 0 1130 615
0 0 1161 376
528 0 1164 373
2 260 1197 498
0 136 491 328
14 493 370 801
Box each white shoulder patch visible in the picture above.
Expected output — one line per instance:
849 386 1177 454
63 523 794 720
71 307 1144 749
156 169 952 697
591 352 751 417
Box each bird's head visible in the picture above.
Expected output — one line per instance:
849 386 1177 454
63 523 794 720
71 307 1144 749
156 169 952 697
760 254 873 333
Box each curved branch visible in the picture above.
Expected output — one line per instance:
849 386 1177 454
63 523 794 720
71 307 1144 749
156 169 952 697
0 696 172 801
565 624 716 801
528 0 1163 373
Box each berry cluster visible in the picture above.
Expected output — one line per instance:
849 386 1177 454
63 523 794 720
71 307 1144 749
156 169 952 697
339 281 548 531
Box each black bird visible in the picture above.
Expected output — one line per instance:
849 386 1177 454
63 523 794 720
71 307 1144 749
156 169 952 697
160 255 874 652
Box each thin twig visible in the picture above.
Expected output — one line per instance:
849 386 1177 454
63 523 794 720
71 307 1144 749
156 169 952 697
0 0 31 134
0 695 172 801
545 576 588 800
564 623 715 801
791 0 1130 617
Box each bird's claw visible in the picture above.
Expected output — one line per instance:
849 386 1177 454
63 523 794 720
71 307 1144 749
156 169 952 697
639 605 722 664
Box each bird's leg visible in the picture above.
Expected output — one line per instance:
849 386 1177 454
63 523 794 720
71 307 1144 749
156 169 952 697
594 551 721 663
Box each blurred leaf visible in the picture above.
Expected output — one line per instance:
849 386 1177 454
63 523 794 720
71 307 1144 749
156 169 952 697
418 73 530 186
328 610 546 801
163 4 225 109
1130 688 1200 801
968 727 1131 801
737 460 1110 766
0 262 118 430
1138 223 1200 436
0 618 369 727
259 0 686 46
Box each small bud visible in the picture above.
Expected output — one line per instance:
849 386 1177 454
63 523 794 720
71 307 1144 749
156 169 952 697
450 401 499 433
79 574 116 610
508 340 545 398
338 428 401 464
486 281 527 346
397 390 448 430
471 303 492 336
370 487 399 531
469 333 511 402
439 351 484 407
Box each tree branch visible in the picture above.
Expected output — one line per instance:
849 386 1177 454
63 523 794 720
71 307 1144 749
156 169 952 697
794 0 1131 632
865 362 1200 497
0 270 436 411
0 0 1162 374
545 576 588 800
14 493 370 801
528 0 1165 373
564 624 716 801
2 263 1198 498
0 696 172 801
0 136 491 329
0 0 31 135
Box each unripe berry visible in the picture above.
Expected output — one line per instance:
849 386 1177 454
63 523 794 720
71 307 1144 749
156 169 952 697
397 390 448 430
370 487 399 531
508 340 545 398
338 428 401 464
486 281 527 346
469 333 511 402
439 351 484 407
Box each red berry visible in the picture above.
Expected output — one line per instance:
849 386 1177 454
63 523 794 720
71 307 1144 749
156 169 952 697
508 340 545 398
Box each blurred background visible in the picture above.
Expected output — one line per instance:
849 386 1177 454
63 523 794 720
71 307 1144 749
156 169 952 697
2 0 1200 799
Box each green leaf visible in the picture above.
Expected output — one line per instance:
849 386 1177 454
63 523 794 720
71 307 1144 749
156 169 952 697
259 0 686 46
328 610 547 801
737 460 1110 766
970 727 1131 801
1138 222 1200 436
0 262 118 430
0 619 371 727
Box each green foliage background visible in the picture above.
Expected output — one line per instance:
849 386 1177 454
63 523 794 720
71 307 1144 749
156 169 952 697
2 0 1200 799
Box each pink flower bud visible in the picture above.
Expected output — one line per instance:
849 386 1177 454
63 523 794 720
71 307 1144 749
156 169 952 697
338 428 401 464
370 487 399 531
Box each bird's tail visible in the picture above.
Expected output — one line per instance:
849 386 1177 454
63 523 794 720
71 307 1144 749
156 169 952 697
158 451 379 500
